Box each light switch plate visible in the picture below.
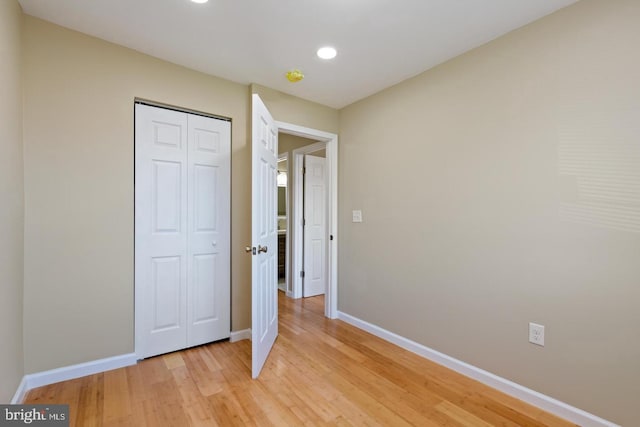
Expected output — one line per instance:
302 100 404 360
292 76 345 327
352 210 363 223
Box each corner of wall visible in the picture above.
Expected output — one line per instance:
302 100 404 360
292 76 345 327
0 0 25 404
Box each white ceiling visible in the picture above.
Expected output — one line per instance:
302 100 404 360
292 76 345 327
18 0 578 109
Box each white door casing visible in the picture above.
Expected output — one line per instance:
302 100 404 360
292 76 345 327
303 155 327 297
277 153 290 296
135 103 230 359
251 94 279 378
288 133 338 318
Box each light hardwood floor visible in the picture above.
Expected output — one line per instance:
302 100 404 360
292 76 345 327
25 293 576 426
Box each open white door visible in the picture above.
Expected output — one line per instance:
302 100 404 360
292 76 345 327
303 155 327 297
251 94 279 378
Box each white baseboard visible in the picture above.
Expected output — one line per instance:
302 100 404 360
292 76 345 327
230 328 251 342
12 353 137 403
337 311 619 427
13 330 253 404
10 376 29 404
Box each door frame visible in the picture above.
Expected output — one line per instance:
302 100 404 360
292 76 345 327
277 153 290 296
277 121 338 319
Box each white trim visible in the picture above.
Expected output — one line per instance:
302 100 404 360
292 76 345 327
230 329 251 342
11 376 29 404
14 353 137 398
291 151 303 299
326 136 338 320
293 141 326 155
276 120 338 319
275 122 336 141
337 311 619 427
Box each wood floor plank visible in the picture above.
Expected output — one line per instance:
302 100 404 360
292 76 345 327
163 352 186 370
149 378 192 427
436 400 495 427
74 374 104 427
102 368 131 425
24 292 577 426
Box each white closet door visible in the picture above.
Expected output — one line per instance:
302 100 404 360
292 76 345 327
135 104 230 359
186 113 230 347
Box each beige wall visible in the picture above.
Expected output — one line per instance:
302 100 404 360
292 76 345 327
278 133 322 157
22 16 251 373
339 0 640 424
16 1 637 422
251 84 339 134
0 0 24 403
21 16 339 376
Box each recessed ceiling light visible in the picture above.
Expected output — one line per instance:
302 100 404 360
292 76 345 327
317 47 337 60
191 0 208 3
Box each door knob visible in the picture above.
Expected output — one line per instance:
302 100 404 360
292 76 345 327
258 245 268 253
245 246 252 253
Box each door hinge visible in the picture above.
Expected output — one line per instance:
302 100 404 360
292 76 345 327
302 167 306 175
303 218 306 226
300 270 305 278
330 234 334 241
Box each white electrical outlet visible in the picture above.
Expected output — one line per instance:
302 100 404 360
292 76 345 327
529 322 545 346
352 210 363 223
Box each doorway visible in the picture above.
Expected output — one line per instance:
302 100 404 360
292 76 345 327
282 141 329 299
275 123 338 319
251 94 338 378
277 135 325 299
